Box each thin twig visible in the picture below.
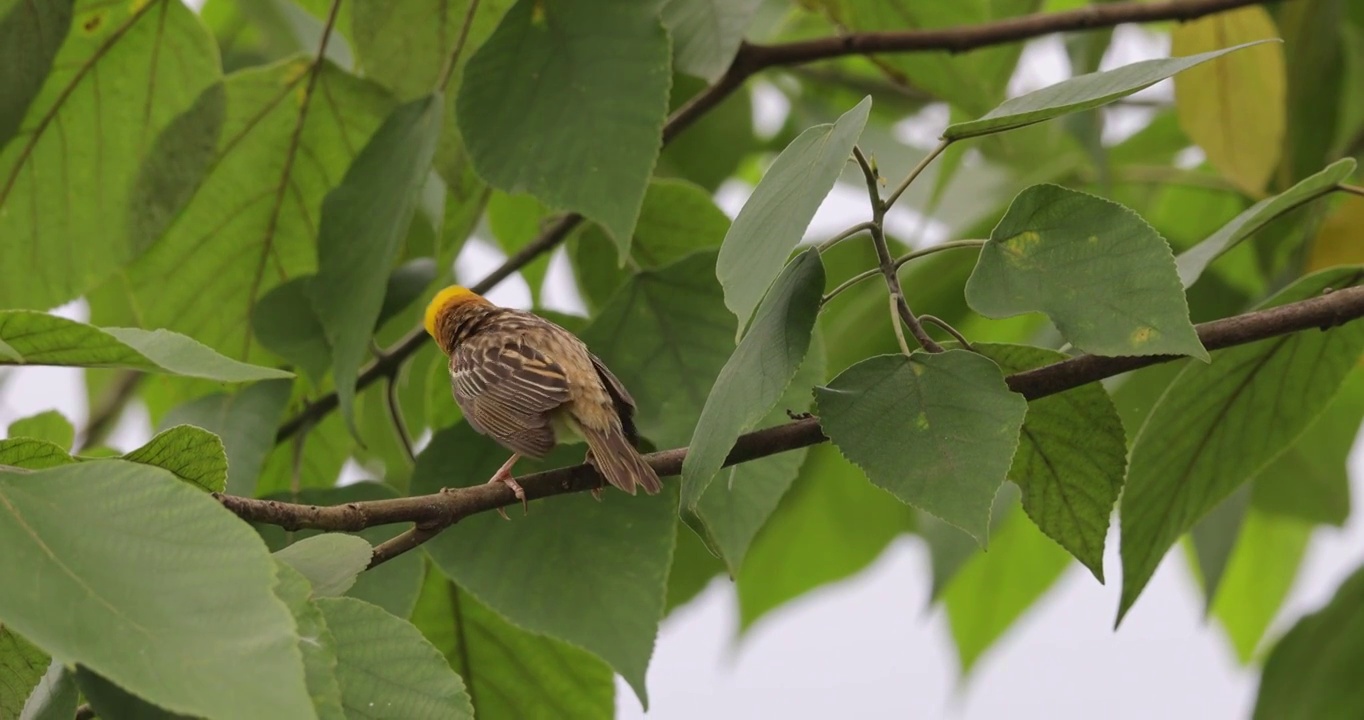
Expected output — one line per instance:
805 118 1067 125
219 285 1364 567
920 314 974 350
853 146 943 353
1338 184 1364 199
386 376 416 464
270 0 1286 445
817 221 878 253
885 139 949 210
436 0 481 92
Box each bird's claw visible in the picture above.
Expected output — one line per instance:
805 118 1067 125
488 474 528 519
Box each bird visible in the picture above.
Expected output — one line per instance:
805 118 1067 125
423 285 661 516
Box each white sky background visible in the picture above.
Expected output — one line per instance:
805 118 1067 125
4 16 1363 720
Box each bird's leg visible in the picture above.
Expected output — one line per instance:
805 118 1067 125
488 453 527 519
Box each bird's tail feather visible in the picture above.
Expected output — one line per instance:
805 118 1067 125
583 426 661 496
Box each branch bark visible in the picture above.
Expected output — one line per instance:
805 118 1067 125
222 283 1364 568
272 0 1278 445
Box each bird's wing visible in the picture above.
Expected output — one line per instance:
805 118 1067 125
588 351 640 445
451 337 572 458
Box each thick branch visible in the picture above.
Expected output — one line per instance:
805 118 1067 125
272 0 1285 443
225 283 1364 567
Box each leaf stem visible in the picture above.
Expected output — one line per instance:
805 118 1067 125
436 0 482 93
1338 183 1364 199
817 221 878 253
884 139 949 210
888 294 912 355
920 314 974 350
892 239 987 269
823 239 986 304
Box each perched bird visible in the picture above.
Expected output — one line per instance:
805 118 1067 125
423 285 661 514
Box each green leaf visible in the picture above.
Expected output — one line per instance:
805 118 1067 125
974 343 1126 581
0 0 219 310
128 82 228 259
1253 562 1364 719
572 178 730 311
160 379 293 497
411 425 676 707
123 425 228 493
457 0 670 247
0 626 47 720
966 185 1208 360
1119 267 1364 622
0 461 313 718
0 439 74 471
920 487 1019 601
815 351 1027 544
73 668 193 720
318 597 473 719
254 483 426 619
666 522 725 614
274 534 374 598
1211 509 1312 663
311 94 443 435
943 502 1071 673
682 249 823 510
689 333 826 571
5 411 74 450
579 250 736 449
17 661 78 720
1176 158 1357 288
1250 366 1364 527
1190 485 1251 607
411 566 615 720
737 444 915 631
0 311 293 381
257 408 353 496
350 0 511 191
943 41 1273 140
251 277 333 384
126 59 395 362
717 96 870 330
271 562 345 720
660 0 763 82
0 0 73 147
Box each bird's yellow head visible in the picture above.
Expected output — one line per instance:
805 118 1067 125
424 285 489 341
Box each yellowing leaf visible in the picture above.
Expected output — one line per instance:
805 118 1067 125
1172 7 1286 195
1307 199 1364 271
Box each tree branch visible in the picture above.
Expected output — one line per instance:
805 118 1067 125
271 0 1287 444
223 283 1364 568
664 0 1282 142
